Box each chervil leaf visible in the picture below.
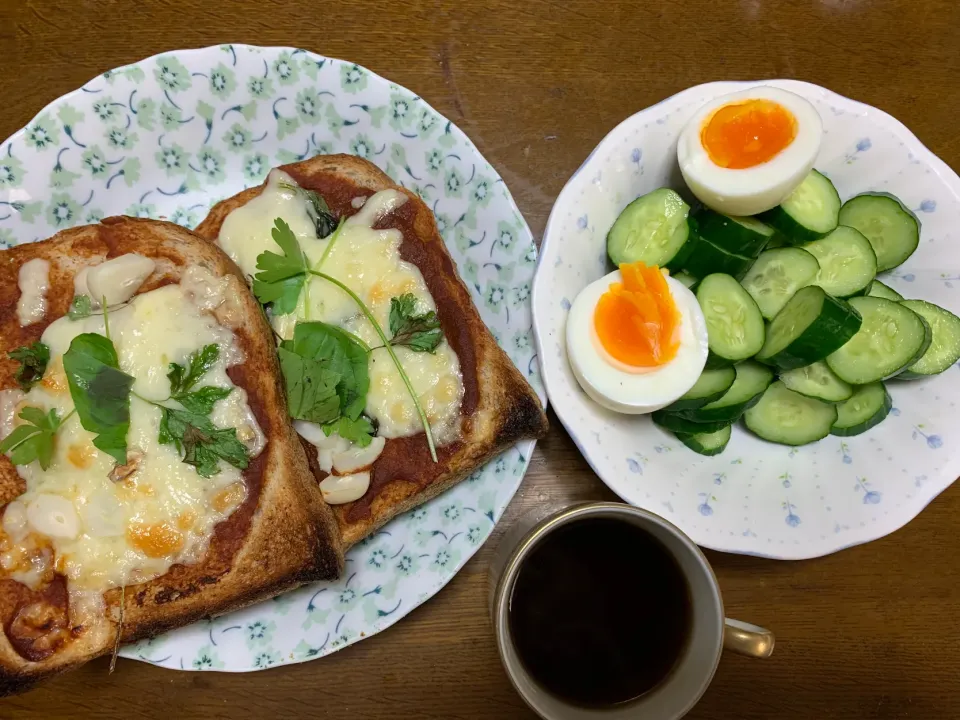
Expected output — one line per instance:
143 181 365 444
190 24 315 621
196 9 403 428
168 344 219 396
252 219 308 313
388 294 443 353
277 345 341 424
288 322 370 420
68 295 93 320
62 333 134 465
323 415 375 448
158 406 249 478
176 386 232 414
0 407 62 470
8 342 50 391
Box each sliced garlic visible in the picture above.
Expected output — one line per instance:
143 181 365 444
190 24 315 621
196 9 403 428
332 436 386 474
26 494 80 540
86 254 156 307
317 448 334 473
319 472 370 505
293 421 351 452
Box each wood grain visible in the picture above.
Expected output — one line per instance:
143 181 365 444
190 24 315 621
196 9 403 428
2 0 960 717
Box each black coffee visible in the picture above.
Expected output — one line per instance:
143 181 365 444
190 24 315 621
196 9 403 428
508 517 691 707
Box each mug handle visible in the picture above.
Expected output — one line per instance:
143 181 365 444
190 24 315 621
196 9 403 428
723 618 775 658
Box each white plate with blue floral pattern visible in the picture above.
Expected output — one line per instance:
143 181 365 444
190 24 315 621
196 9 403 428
0 45 544 670
532 79 960 560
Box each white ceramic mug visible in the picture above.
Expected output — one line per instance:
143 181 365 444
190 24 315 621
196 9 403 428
489 502 774 719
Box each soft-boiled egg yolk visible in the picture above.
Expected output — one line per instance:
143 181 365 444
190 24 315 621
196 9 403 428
700 99 798 170
677 86 822 216
594 262 680 368
566 265 708 415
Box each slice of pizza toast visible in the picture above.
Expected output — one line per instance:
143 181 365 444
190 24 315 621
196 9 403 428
196 155 549 546
0 217 343 695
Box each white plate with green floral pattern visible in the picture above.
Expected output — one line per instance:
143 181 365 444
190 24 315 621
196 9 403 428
0 45 544 671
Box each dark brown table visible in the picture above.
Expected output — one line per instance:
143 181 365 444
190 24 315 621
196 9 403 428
1 0 959 717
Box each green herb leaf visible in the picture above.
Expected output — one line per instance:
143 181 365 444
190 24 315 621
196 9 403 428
176 386 232 414
279 182 338 239
62 333 135 465
290 322 370 420
252 218 308 314
68 295 93 320
8 342 50 391
0 407 62 470
323 415 375 448
168 344 220 396
158 406 249 478
276 345 341 424
388 294 443 353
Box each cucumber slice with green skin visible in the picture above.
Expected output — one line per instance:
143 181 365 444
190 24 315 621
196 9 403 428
743 381 838 446
896 300 960 378
740 247 820 320
755 286 862 370
607 188 691 267
804 226 878 298
663 367 737 411
826 296 931 383
691 208 775 257
837 193 920 272
696 273 765 365
779 361 853 403
677 361 774 423
674 425 731 456
830 382 892 436
651 410 732 435
679 228 756 280
867 279 904 301
672 271 699 290
758 170 841 244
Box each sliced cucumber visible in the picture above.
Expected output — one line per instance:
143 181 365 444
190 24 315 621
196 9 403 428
691 208 774 257
740 247 820 320
679 224 756 280
675 426 731 456
743 381 838 446
756 286 862 370
804 226 877 298
664 367 737 411
826 296 931 384
651 410 732 435
607 188 691 268
867 280 904 301
672 271 699 290
696 273 765 366
830 382 892 437
838 192 920 272
758 170 841 244
779 361 853 403
897 300 960 378
677 361 774 423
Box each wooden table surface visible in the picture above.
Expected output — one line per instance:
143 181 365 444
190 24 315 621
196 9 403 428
2 0 960 717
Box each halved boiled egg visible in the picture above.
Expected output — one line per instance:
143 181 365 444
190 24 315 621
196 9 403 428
566 262 708 414
678 87 822 216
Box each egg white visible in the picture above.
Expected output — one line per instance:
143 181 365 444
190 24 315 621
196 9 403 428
677 86 823 216
566 270 708 415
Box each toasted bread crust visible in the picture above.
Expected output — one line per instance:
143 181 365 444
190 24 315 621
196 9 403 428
196 155 548 546
0 217 343 694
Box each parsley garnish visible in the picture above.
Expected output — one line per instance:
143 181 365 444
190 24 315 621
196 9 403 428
68 295 93 320
8 342 50 391
253 219 440 461
278 182 338 239
388 294 443 353
0 407 70 470
158 407 249 478
167 344 232 414
62 333 135 465
251 218 308 316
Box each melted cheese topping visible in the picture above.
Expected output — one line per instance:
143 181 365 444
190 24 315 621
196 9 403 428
1 283 264 594
17 258 50 326
217 170 464 446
